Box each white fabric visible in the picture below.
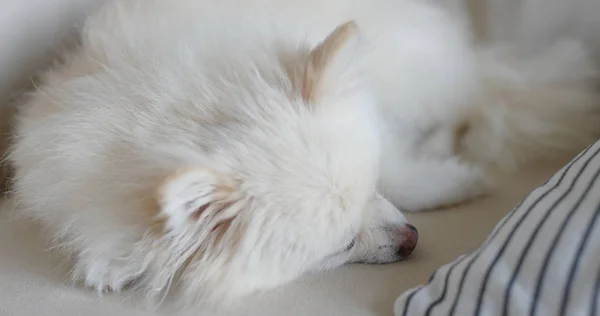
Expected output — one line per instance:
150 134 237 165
395 139 600 316
484 0 600 57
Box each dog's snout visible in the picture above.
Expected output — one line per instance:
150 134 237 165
396 224 418 258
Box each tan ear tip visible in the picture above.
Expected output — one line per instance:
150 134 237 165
338 20 359 35
344 20 359 30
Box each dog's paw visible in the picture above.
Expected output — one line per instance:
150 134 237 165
406 187 488 212
76 259 142 295
403 173 489 212
383 159 490 212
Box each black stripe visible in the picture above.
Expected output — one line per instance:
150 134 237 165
401 264 442 315
447 194 530 315
428 270 436 283
501 145 600 315
447 145 593 316
401 255 473 315
529 147 600 316
423 255 469 315
591 265 600 316
401 286 424 316
475 145 600 316
559 202 600 316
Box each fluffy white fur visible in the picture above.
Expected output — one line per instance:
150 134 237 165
6 0 600 308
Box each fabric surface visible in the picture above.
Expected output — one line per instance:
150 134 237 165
395 139 600 316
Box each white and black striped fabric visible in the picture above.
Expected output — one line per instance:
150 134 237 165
395 138 600 316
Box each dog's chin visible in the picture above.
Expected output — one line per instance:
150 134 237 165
348 252 411 265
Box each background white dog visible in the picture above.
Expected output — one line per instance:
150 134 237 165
3 0 600 309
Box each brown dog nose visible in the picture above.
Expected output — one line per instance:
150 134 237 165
397 224 418 258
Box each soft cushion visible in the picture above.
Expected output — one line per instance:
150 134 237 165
395 139 600 316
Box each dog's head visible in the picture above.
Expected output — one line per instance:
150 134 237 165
151 21 417 306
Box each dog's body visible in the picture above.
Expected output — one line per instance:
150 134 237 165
7 0 600 307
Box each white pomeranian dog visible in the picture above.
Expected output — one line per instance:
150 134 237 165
6 0 600 308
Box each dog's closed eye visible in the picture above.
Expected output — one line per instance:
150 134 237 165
330 237 357 257
344 238 356 252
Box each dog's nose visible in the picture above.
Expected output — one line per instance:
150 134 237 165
397 224 418 258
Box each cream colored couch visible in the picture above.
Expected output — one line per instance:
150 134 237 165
0 1 574 315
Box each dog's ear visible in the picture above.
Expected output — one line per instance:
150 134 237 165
302 20 365 104
156 168 240 234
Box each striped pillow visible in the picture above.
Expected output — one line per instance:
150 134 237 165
395 139 600 316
